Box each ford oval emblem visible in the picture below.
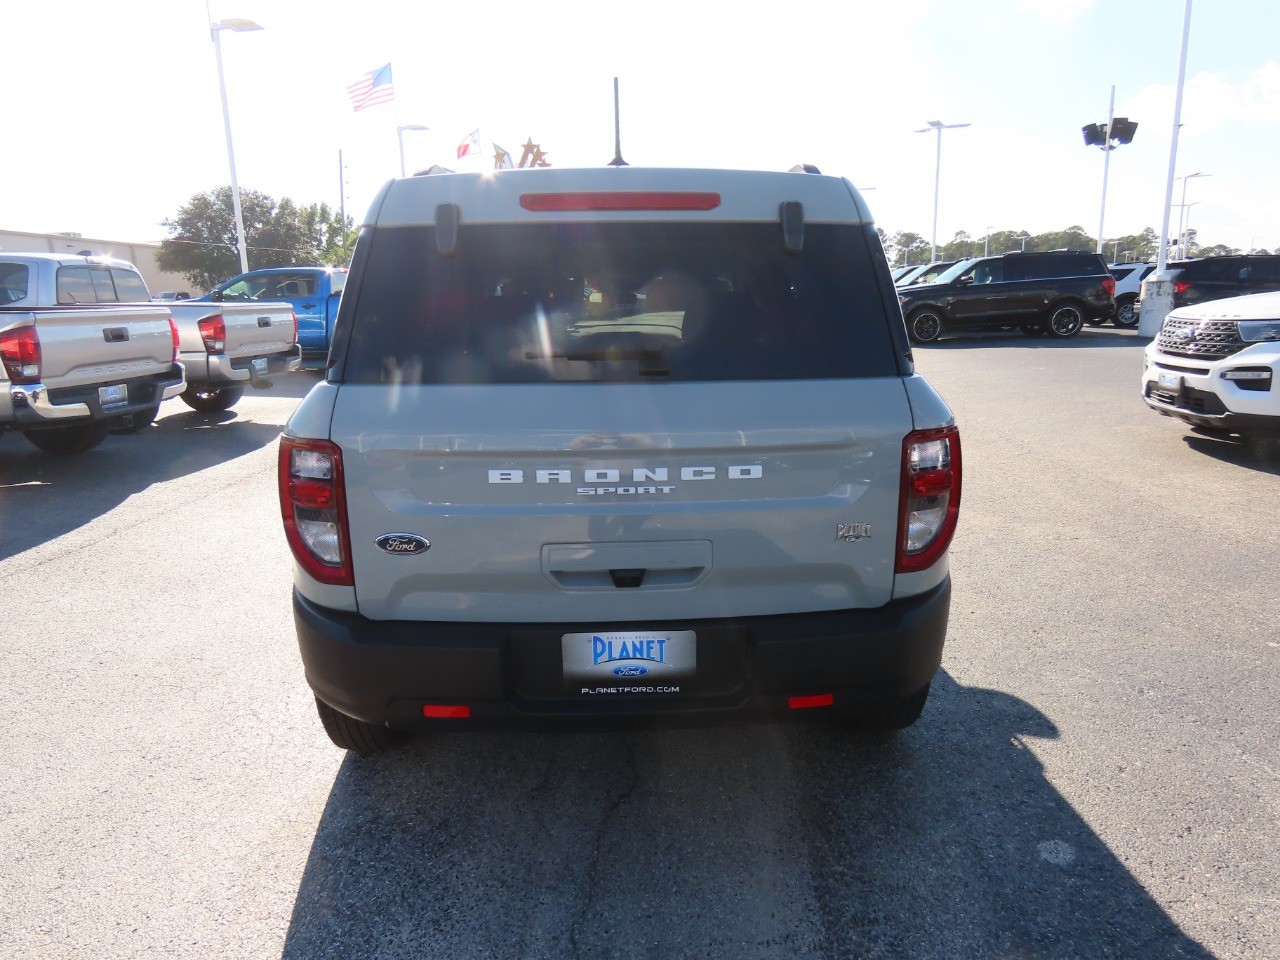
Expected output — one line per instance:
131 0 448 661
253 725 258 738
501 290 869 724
613 665 649 678
375 533 430 555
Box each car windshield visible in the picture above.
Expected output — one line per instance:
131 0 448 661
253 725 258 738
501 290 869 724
930 259 980 284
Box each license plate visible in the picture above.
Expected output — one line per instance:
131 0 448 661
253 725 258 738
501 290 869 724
562 630 696 695
98 383 128 407
252 357 269 377
1157 372 1181 394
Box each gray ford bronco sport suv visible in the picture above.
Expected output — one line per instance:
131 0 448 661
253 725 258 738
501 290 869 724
279 165 962 753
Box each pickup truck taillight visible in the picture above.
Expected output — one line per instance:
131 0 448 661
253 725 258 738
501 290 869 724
291 311 299 345
168 317 180 362
198 314 226 354
896 426 962 574
1102 276 1116 297
0 325 41 384
279 437 353 586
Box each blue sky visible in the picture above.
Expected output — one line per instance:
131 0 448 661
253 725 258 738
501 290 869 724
4 0 1278 255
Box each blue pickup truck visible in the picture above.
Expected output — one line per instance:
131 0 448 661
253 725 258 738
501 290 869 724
202 266 347 360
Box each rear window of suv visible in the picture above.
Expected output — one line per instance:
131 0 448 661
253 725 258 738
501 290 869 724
340 221 898 384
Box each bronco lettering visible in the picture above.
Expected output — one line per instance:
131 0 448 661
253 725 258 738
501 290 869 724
489 466 762 484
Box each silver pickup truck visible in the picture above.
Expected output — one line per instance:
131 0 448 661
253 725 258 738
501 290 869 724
0 303 185 453
0 252 301 414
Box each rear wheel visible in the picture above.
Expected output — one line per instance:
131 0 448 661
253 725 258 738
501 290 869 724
314 696 408 754
23 420 110 455
1045 303 1085 338
1113 295 1139 328
907 309 944 344
180 384 244 412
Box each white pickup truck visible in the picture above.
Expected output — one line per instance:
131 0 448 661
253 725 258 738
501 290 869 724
0 302 185 453
0 252 300 414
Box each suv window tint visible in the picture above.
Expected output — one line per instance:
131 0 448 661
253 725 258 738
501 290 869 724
341 222 898 384
110 268 150 302
57 266 97 304
0 262 28 303
969 260 1004 284
1109 266 1135 281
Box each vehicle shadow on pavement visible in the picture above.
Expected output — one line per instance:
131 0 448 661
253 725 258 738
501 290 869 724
919 329 1143 350
0 411 282 562
282 671 1213 960
1182 434 1280 475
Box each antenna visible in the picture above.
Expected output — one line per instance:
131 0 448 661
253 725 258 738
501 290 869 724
608 77 628 167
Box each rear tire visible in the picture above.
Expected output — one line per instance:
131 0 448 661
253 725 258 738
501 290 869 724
1045 302 1085 338
1113 295 1139 328
180 384 244 412
314 696 407 754
23 420 110 455
907 309 944 344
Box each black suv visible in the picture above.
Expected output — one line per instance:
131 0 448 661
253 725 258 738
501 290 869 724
1167 255 1280 309
897 250 1115 343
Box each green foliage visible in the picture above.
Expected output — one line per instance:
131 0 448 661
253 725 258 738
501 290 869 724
158 187 354 291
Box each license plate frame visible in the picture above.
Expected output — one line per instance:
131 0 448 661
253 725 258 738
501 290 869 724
97 383 128 407
1156 371 1181 394
251 357 269 378
561 630 696 696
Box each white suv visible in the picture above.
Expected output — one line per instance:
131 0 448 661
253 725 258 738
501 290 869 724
279 165 962 752
1107 261 1155 328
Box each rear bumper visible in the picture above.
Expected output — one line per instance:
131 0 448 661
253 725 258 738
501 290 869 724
184 346 302 386
294 578 951 728
4 364 185 426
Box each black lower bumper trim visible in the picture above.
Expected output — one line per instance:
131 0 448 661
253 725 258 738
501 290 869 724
293 579 951 728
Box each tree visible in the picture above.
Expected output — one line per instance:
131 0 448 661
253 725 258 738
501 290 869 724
890 231 930 266
158 187 354 291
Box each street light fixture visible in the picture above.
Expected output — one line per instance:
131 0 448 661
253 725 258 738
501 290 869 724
397 124 430 178
210 17 263 276
914 119 970 262
1081 85 1138 256
1175 172 1209 258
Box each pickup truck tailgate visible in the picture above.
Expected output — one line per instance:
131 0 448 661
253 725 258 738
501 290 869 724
171 302 295 360
3 305 176 386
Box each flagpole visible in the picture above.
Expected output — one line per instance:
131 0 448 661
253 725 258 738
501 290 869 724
608 77 628 167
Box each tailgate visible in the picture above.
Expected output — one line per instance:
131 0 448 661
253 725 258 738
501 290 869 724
333 380 913 623
174 302 294 359
8 306 175 388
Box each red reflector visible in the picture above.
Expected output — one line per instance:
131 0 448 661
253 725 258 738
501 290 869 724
288 478 334 508
422 704 471 719
519 191 721 212
788 693 834 710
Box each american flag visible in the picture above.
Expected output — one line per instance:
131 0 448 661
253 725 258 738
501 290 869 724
347 63 394 112
457 129 480 159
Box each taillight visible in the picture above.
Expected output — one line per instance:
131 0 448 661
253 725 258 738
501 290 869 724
1174 281 1192 296
896 426 962 574
1102 276 1116 296
290 311 298 344
198 314 226 353
279 437 353 586
167 317 180 362
0 324 41 384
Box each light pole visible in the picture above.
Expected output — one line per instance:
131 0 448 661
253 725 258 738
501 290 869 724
1081 86 1138 255
984 226 993 257
1175 172 1209 257
914 120 970 262
210 17 262 276
397 124 429 178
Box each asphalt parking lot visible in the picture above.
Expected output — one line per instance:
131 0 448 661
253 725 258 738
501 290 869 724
1 326 1276 959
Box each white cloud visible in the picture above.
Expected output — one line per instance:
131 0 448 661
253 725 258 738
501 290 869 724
1127 62 1280 136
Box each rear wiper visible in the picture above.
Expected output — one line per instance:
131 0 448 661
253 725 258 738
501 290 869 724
524 346 669 376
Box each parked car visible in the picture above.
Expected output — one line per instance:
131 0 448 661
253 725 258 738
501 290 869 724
1 298 184 452
1 252 300 417
1136 256 1280 320
1142 290 1280 440
152 291 191 301
1105 261 1155 328
200 266 347 360
896 250 1115 343
280 164 961 753
896 260 960 288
